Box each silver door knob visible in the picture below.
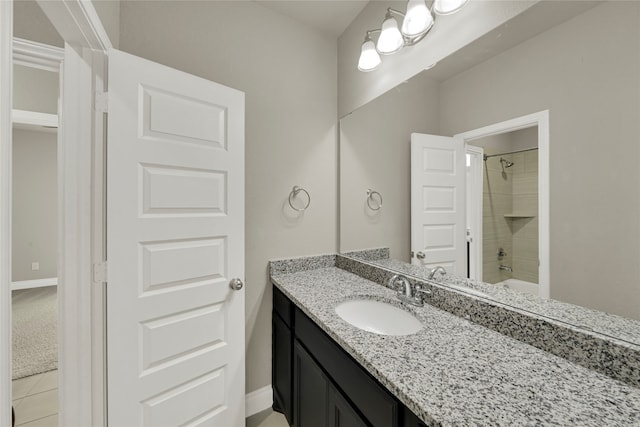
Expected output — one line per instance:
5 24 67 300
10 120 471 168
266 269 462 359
416 251 426 260
229 278 244 291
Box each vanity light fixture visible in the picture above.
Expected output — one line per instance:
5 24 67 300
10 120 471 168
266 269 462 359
402 0 434 37
357 0 467 72
433 0 469 15
357 31 382 72
377 10 404 55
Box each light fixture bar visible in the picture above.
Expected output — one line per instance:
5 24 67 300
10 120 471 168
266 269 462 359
356 0 467 72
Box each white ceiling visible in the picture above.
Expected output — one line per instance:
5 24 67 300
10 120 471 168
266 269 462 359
257 0 369 38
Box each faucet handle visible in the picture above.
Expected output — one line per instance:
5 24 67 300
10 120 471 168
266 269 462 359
415 283 432 298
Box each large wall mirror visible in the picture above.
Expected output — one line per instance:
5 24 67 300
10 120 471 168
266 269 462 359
339 1 640 343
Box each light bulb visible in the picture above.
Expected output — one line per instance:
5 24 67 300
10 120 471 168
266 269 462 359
376 15 404 55
434 0 469 15
401 0 433 37
358 39 381 72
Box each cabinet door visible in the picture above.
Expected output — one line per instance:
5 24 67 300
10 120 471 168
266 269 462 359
295 308 398 427
329 385 368 427
294 341 329 427
403 407 428 427
273 313 293 424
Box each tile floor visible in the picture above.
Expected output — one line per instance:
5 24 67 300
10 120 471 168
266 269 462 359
246 409 289 427
11 370 58 427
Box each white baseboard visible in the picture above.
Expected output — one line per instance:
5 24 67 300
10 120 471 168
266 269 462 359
245 385 273 418
11 277 58 291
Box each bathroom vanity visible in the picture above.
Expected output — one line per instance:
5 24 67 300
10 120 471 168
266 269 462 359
270 254 640 426
273 285 424 427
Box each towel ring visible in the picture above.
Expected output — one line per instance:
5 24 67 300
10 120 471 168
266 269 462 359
367 189 383 211
289 186 311 212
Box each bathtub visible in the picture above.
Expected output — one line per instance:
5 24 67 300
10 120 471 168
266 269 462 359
497 278 538 296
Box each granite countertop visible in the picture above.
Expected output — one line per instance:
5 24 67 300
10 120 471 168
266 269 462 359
271 266 640 427
365 257 640 347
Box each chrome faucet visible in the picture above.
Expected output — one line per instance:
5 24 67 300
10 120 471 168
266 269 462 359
499 265 513 272
388 274 431 307
391 274 412 297
428 266 447 280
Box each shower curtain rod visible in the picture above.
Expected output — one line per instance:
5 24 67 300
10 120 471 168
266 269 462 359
483 147 538 160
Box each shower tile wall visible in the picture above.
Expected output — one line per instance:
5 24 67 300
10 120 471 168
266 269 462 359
483 153 514 284
482 149 538 284
511 150 538 284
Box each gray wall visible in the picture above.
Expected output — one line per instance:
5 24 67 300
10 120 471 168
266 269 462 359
13 65 58 114
13 0 63 47
14 0 118 48
439 1 640 319
119 0 338 394
12 129 57 281
340 72 440 261
91 0 119 48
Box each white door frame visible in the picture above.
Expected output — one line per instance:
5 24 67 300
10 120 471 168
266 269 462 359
465 145 484 282
454 110 550 299
0 2 112 426
0 2 14 424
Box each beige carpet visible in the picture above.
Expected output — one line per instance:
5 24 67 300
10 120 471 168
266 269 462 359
12 286 58 380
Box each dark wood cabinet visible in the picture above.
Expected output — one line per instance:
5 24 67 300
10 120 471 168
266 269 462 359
294 340 368 427
328 384 368 427
293 340 330 427
273 286 425 427
402 407 428 427
273 313 293 424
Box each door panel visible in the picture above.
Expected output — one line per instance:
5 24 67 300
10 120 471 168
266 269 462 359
107 49 244 426
411 133 466 276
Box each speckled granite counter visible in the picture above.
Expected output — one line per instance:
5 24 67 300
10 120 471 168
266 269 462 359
359 256 640 346
270 263 640 426
336 254 640 389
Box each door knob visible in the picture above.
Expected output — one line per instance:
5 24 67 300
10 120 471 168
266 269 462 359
229 278 244 291
416 251 426 260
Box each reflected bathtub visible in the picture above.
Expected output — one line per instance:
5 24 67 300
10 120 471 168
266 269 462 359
498 278 538 296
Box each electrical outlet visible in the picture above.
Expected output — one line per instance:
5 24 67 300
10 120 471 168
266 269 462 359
31 262 39 271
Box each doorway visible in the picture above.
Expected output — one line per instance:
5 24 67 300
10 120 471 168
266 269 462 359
11 8 63 422
11 112 59 426
470 127 539 294
456 111 550 299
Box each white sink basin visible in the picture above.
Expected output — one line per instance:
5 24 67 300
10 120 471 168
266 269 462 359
335 299 423 336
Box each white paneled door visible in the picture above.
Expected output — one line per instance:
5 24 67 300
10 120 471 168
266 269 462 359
107 49 245 426
410 133 466 276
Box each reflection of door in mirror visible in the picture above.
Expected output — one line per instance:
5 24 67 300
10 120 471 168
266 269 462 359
456 111 549 299
410 133 466 277
409 125 543 297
